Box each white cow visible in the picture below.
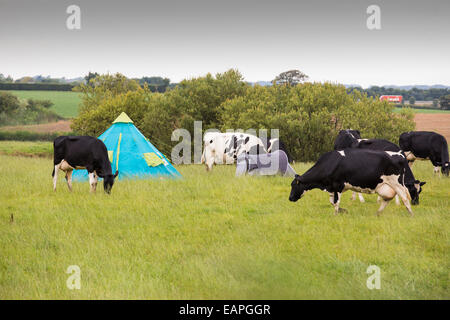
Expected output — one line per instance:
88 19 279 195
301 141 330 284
201 132 267 171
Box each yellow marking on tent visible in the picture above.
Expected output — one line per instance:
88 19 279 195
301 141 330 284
107 151 114 163
113 112 133 123
116 133 122 171
143 152 164 167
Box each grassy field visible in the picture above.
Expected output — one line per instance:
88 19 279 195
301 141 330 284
0 145 448 299
0 141 52 158
2 90 81 118
394 107 450 114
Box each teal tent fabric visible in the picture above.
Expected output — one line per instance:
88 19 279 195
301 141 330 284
72 113 181 181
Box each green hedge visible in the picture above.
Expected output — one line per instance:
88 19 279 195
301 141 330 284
0 131 73 141
0 83 75 91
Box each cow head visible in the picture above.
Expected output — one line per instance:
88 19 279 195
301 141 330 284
442 162 450 176
103 170 119 194
289 175 306 202
406 180 426 205
203 139 215 171
335 130 360 149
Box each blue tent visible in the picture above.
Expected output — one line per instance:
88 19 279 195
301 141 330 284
73 112 181 181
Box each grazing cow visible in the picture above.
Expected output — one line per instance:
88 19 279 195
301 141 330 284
235 150 296 177
355 139 426 205
201 132 266 171
289 149 414 216
52 136 118 193
333 132 426 204
264 138 293 163
399 131 450 177
334 129 365 202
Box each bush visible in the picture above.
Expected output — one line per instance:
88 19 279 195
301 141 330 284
440 95 450 110
0 92 62 126
72 72 416 162
73 70 248 156
220 83 415 161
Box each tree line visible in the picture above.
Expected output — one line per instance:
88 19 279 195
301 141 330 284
347 86 450 103
0 72 173 93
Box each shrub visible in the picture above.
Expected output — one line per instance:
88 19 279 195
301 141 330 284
72 72 416 162
0 92 62 126
220 83 415 161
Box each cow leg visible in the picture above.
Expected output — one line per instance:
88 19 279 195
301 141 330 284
395 194 400 205
93 172 98 192
66 170 73 192
332 192 343 215
53 163 61 191
376 200 389 216
329 192 334 205
358 193 365 203
387 179 413 216
88 172 98 193
351 192 365 202
433 166 441 177
205 156 215 171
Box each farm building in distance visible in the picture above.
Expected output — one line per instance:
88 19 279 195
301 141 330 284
380 95 403 103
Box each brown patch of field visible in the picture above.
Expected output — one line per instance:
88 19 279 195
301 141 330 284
0 151 52 158
414 114 450 142
0 120 72 133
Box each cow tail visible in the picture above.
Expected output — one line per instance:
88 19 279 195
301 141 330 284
52 167 55 177
441 138 449 165
201 148 205 164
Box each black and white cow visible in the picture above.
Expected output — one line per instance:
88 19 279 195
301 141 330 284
264 138 293 163
235 150 296 177
289 148 414 216
399 131 450 177
333 131 426 204
333 129 364 201
333 129 361 150
354 139 425 204
52 136 118 193
201 132 266 171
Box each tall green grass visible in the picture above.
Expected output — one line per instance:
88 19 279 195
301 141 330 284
2 90 81 118
0 141 52 157
0 155 448 299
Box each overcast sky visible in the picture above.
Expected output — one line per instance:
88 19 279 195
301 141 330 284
0 0 449 87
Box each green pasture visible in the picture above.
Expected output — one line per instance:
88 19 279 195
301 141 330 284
0 140 52 158
394 107 450 114
2 90 81 118
0 147 448 299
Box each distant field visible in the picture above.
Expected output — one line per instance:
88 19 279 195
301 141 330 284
2 90 81 118
414 113 450 142
0 152 448 299
0 120 72 134
394 107 450 114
